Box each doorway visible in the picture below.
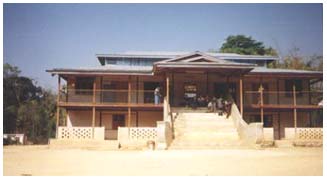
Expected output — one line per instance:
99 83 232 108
214 83 236 101
112 114 125 130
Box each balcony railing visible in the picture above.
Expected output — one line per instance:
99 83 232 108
244 90 323 107
59 89 162 105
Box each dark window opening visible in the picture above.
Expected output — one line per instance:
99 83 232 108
106 58 117 65
285 79 303 97
75 77 94 95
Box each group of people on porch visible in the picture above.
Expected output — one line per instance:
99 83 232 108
184 94 233 117
154 86 233 117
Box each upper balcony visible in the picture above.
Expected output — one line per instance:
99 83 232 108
58 89 163 109
244 90 323 110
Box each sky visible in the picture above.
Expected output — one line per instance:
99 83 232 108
3 3 323 90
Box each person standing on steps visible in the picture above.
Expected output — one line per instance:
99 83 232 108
154 86 161 105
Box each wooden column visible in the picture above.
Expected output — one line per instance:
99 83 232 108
100 76 103 102
239 76 243 117
92 79 96 138
136 76 139 104
65 110 68 127
99 110 102 127
293 84 297 138
206 72 209 95
308 80 312 105
277 79 280 105
260 84 264 124
166 73 170 105
128 76 131 129
56 75 61 138
136 111 139 127
172 72 175 105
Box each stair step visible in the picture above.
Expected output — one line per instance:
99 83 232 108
170 112 244 149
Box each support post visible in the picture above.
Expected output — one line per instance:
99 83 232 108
65 110 68 127
100 110 102 127
100 76 103 103
128 76 131 104
93 79 96 103
56 75 61 138
293 84 297 138
128 108 131 128
172 72 175 105
206 72 209 95
166 73 170 105
260 84 264 124
92 107 95 138
239 75 243 117
92 79 96 138
308 80 312 105
128 76 131 133
277 79 280 105
136 76 139 104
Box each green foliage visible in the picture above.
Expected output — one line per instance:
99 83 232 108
219 35 277 56
4 63 21 78
4 63 56 144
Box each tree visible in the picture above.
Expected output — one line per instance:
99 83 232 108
267 46 323 71
4 64 40 133
306 54 323 71
4 63 56 144
219 35 277 56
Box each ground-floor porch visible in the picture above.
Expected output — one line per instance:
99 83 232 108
58 108 163 140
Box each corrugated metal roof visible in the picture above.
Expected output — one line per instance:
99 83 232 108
47 65 153 75
96 51 279 61
46 65 322 77
251 67 322 74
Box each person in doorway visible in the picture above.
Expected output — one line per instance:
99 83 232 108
211 97 217 112
190 96 198 109
217 96 223 116
154 87 161 105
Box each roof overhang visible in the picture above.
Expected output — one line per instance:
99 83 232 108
246 71 323 79
46 69 153 78
153 52 255 75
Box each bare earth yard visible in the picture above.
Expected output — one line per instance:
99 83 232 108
3 145 323 176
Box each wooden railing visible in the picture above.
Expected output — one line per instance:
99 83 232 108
244 90 323 107
59 89 163 105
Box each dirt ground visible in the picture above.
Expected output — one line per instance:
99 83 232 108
3 145 323 176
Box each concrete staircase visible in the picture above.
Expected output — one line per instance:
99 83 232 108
169 111 243 149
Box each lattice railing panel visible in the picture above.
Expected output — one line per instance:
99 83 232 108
129 128 157 141
58 127 92 140
297 128 323 140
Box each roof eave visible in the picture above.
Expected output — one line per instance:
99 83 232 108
246 71 323 78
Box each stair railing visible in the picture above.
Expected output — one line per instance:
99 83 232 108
229 103 264 144
157 97 174 149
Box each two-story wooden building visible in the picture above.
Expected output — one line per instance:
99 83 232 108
47 51 322 142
